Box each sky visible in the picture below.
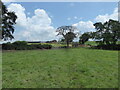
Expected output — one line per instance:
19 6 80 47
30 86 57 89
1 1 119 42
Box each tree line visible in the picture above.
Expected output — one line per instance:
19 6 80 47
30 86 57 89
79 19 120 46
1 1 120 50
56 19 120 49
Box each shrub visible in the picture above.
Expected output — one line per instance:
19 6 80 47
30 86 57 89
12 41 28 50
94 44 120 50
2 42 14 50
2 41 52 50
28 44 42 49
42 44 52 49
72 42 79 47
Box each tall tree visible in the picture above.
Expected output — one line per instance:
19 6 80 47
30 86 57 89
0 1 17 41
79 32 90 44
93 19 120 45
56 26 77 47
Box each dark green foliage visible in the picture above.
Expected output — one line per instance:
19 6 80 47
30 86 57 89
2 42 14 50
28 44 43 49
79 32 90 44
12 41 27 50
41 44 52 49
0 1 17 40
60 38 65 42
2 41 52 50
95 41 104 46
65 32 76 47
93 44 120 50
28 44 52 49
84 19 120 50
93 19 120 45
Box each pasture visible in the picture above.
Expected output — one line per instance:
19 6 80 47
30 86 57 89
2 47 118 88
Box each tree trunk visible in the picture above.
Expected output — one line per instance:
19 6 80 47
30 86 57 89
112 40 117 45
66 41 69 48
106 41 110 45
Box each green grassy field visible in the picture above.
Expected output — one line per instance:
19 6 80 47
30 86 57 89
2 48 118 88
85 41 120 46
28 42 71 47
85 41 98 46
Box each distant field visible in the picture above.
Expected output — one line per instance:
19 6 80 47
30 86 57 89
85 41 98 46
2 48 118 88
85 41 120 46
27 41 120 48
28 42 72 47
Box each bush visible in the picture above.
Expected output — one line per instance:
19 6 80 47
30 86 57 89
96 41 104 46
42 44 52 49
12 41 28 50
2 41 52 50
72 42 79 47
93 44 120 50
28 44 52 49
28 44 42 49
2 42 14 50
27 45 36 50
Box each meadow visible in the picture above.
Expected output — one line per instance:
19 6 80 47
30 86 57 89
85 41 120 46
2 47 118 88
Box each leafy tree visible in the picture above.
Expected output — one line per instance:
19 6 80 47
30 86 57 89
56 26 77 47
64 32 76 47
0 1 17 41
79 32 90 44
93 19 120 45
60 38 65 42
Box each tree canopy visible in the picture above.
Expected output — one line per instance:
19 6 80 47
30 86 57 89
56 26 77 47
0 1 17 41
92 19 120 45
79 32 90 44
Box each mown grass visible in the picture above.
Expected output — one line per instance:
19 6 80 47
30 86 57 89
2 48 118 88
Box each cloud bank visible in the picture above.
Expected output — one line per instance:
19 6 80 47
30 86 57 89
6 3 118 41
7 3 57 41
72 7 118 34
95 8 118 22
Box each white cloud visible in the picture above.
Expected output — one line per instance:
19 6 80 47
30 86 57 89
72 7 118 35
95 8 118 22
8 3 27 27
7 3 57 41
72 21 95 34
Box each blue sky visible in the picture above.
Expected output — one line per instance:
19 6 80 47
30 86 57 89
2 2 118 41
15 2 117 27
